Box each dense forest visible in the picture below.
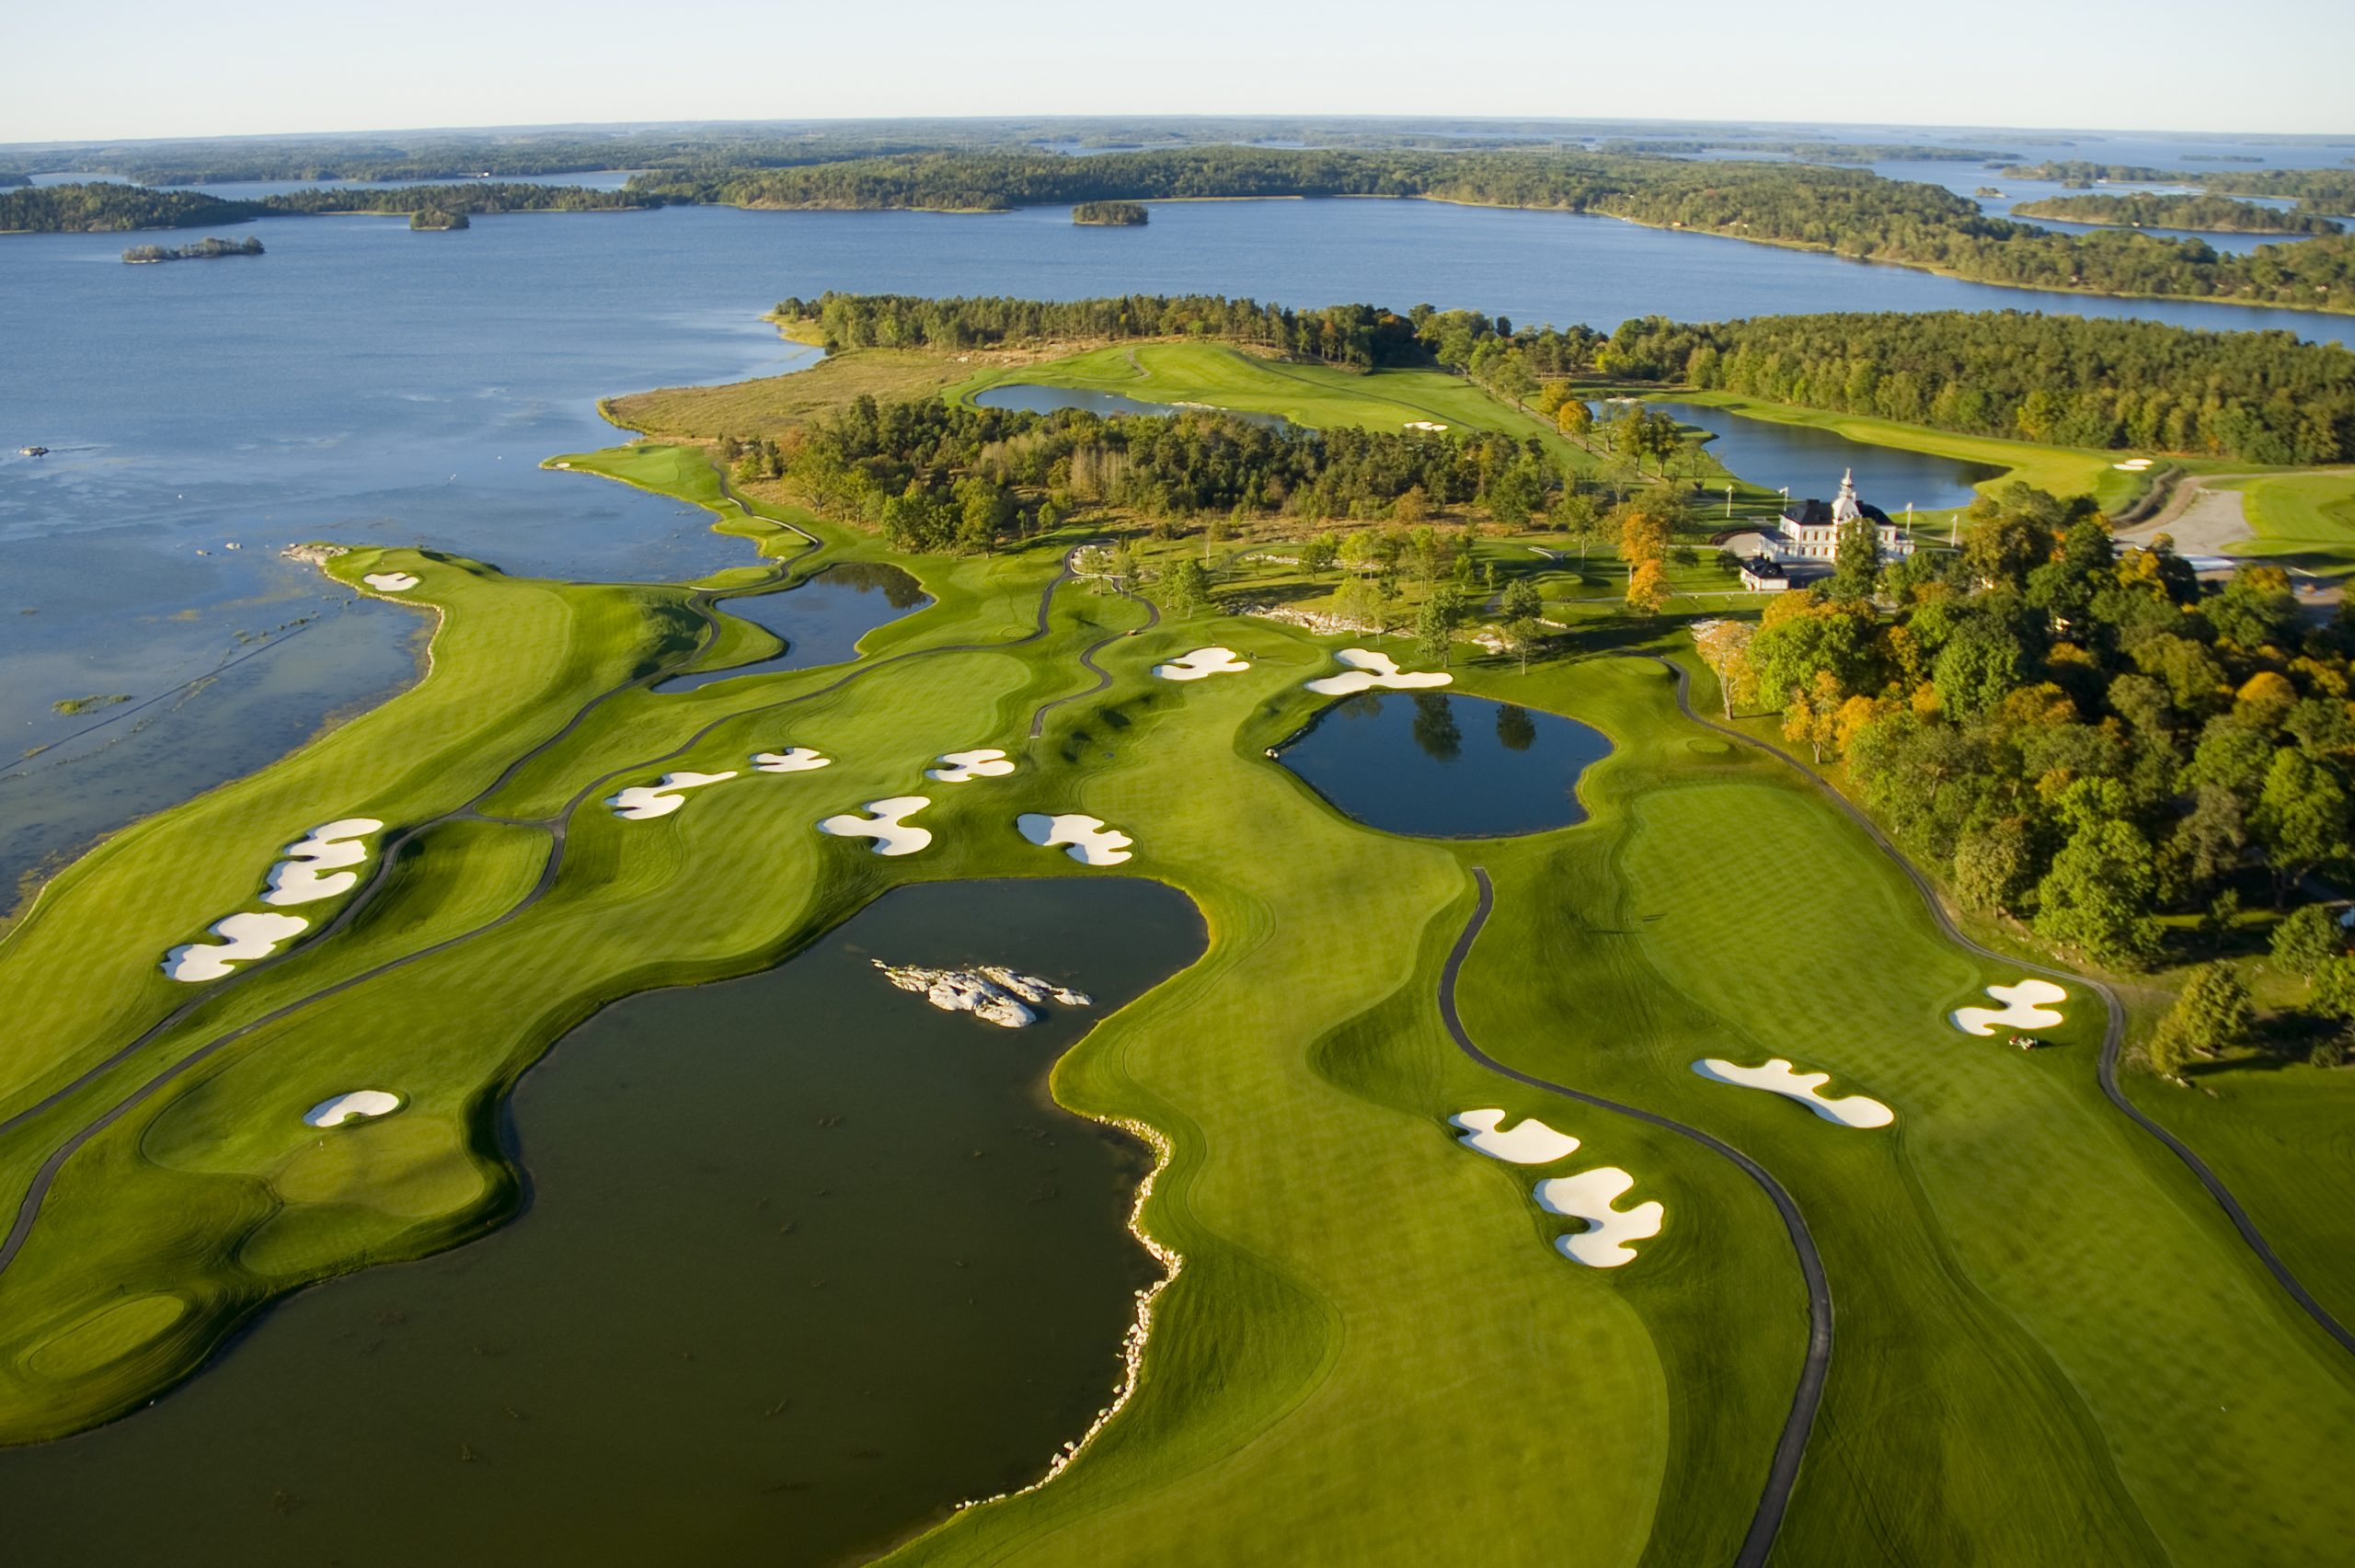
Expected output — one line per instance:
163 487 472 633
1603 310 2355 464
737 392 1566 553
0 172 27 189
641 148 2355 315
1705 483 2355 1013
256 183 659 216
121 235 264 262
1073 200 1148 225
785 292 2355 464
2012 192 2343 235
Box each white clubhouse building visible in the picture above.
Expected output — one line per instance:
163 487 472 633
1735 470 1916 591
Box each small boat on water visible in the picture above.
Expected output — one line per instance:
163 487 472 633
17 445 47 457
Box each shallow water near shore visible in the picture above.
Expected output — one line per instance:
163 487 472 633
1276 689 1611 838
0 876 1206 1567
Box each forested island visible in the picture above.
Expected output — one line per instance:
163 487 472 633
121 235 264 263
408 208 469 230
780 290 2355 464
1 180 661 234
2004 162 2355 218
1073 200 1147 225
2015 193 2342 235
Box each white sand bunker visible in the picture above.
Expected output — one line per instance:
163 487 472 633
303 1090 401 1127
1951 979 2067 1036
818 795 932 856
606 771 740 820
261 818 384 906
927 749 1017 784
2114 457 2154 471
1017 812 1133 865
1534 1168 1664 1269
163 910 310 983
1154 647 1252 681
1693 1059 1894 1129
1404 420 1449 432
752 747 831 773
362 572 419 592
872 960 1092 1027
1304 648 1453 696
1450 1108 1581 1164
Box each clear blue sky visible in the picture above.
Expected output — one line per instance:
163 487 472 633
6 0 2349 143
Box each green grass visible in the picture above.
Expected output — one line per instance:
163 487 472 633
2226 470 2355 573
3 442 2353 1563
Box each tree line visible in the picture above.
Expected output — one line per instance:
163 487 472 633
1600 310 2355 464
2002 163 2355 219
121 235 264 262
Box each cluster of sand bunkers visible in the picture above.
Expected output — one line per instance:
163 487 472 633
871 960 1093 1028
162 818 385 982
600 742 1140 866
1449 1109 1664 1267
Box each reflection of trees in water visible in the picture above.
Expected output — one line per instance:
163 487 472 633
1336 693 1384 722
1495 704 1537 753
1410 692 1462 761
821 561 929 609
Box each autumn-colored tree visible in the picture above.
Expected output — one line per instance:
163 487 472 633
1694 620 1757 719
1783 670 1845 763
1556 398 1594 448
1626 557 1671 616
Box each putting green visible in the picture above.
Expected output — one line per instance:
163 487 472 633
0 441 2349 1566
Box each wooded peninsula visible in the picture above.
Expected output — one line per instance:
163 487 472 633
2013 193 2344 235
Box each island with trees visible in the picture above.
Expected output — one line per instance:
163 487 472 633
121 235 265 263
408 207 469 231
2014 192 2344 235
1073 200 1147 225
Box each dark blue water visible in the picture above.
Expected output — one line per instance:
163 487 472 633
1640 400 2005 510
654 564 931 693
6 192 2350 888
1276 690 1611 837
972 383 1291 428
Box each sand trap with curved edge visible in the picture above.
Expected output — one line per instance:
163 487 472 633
1304 647 1453 696
261 818 384 906
1534 1168 1663 1268
1693 1059 1894 1128
606 771 740 820
819 796 933 856
304 1090 402 1127
1017 812 1134 865
927 749 1017 784
362 572 419 592
752 747 831 773
1154 647 1252 681
1450 1108 1581 1164
163 910 310 982
1951 979 2067 1036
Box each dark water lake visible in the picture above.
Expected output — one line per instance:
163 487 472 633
656 563 931 694
1639 399 2006 511
6 190 2350 889
972 383 1292 429
0 876 1206 1567
1276 690 1611 837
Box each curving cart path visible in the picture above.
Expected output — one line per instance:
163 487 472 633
1647 653 2355 1358
1439 868 1827 1568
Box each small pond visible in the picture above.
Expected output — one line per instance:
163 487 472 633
657 562 930 693
1276 691 1612 838
0 877 1206 1568
1635 399 2005 511
972 383 1292 429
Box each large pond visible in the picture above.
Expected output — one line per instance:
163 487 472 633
0 876 1207 1566
1276 690 1611 838
1639 399 2006 512
655 563 931 693
972 383 1291 429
